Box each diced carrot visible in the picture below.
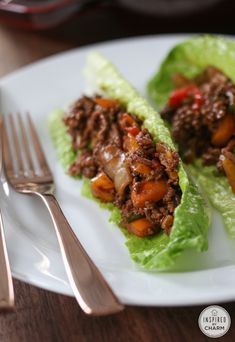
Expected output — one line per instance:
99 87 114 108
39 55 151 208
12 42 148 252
91 172 115 202
123 133 139 152
132 162 152 175
119 113 137 128
222 157 235 194
212 113 235 146
95 98 118 108
127 218 154 237
131 179 168 208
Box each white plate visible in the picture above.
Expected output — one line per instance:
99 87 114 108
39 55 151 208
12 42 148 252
1 35 235 306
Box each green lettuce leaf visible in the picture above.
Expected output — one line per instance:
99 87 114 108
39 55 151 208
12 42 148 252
148 35 235 110
148 35 235 237
48 109 77 170
189 162 235 238
48 52 209 270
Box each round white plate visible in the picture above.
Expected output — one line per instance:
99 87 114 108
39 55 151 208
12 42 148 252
1 35 235 306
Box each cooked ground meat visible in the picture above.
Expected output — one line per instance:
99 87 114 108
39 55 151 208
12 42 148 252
161 67 235 183
64 95 182 237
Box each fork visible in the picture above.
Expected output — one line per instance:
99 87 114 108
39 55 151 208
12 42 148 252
0 114 14 309
3 112 124 315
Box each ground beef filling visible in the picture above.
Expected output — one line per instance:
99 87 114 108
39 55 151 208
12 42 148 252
64 95 181 237
161 66 235 194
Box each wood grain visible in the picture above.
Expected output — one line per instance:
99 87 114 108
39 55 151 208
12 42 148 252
0 279 233 342
0 5 235 341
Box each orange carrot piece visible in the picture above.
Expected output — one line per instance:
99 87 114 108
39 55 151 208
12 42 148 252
91 172 115 202
127 218 154 237
131 179 168 208
123 133 139 152
132 162 152 175
95 98 118 108
222 158 235 194
212 113 235 146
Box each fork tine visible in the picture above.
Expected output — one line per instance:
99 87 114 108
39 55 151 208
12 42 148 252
26 112 51 176
2 114 15 178
6 114 24 176
17 113 35 175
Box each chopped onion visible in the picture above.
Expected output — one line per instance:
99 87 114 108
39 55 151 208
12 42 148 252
98 145 132 195
114 165 132 196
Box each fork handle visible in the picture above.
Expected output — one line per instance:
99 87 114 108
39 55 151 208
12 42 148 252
38 193 124 315
0 212 14 309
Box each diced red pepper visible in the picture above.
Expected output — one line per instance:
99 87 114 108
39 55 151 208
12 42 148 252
125 126 140 136
169 84 203 109
169 84 195 106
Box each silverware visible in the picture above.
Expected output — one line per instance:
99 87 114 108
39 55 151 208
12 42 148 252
0 114 14 309
3 112 124 315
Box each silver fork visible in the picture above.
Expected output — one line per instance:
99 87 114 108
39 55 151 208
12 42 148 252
0 114 14 309
3 112 124 315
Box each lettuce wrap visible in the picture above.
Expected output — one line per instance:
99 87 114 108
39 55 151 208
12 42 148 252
148 35 235 238
49 52 209 270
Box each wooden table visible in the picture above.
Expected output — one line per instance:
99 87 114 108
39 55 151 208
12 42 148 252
0 4 235 341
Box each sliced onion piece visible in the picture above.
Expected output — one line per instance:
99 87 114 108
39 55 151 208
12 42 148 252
99 145 132 195
114 164 132 196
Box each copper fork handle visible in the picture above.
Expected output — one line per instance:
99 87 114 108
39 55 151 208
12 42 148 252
0 212 14 309
38 193 124 315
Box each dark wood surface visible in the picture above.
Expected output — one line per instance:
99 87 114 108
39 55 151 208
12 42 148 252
0 4 235 342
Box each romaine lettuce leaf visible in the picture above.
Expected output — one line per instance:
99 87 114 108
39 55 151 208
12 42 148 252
189 162 235 238
148 35 235 237
48 109 77 170
148 35 235 110
48 52 209 270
